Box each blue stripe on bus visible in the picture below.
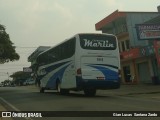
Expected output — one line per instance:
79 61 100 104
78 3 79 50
45 61 70 73
93 64 118 69
84 63 118 69
38 61 70 79
46 64 71 88
88 65 119 80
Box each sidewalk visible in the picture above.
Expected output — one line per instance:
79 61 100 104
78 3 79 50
98 84 160 96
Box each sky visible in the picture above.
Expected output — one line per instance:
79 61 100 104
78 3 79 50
0 0 160 82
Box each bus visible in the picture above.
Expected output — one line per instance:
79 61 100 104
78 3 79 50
35 33 121 96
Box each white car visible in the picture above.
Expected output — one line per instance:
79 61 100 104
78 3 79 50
27 79 35 85
24 79 35 85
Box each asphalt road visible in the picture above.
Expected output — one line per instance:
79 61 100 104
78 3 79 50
0 86 160 120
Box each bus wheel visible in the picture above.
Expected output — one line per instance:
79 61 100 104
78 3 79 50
84 88 96 96
57 83 61 93
40 87 45 93
57 83 69 95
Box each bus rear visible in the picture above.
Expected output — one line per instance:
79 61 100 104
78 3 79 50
75 33 120 96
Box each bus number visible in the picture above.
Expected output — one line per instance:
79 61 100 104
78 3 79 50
97 58 103 62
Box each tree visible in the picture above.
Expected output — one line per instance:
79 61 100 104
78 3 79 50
0 24 20 63
3 79 12 86
10 71 31 85
10 71 31 79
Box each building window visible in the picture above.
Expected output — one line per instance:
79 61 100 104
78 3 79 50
122 41 125 51
120 40 130 52
126 40 130 50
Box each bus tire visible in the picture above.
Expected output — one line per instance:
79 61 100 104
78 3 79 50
40 87 45 93
57 83 69 95
84 88 96 96
60 89 69 95
57 82 61 93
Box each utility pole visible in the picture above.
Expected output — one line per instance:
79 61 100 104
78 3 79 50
7 72 9 80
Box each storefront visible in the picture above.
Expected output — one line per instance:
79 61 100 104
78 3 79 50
120 48 139 84
120 46 155 84
153 40 160 84
136 23 160 84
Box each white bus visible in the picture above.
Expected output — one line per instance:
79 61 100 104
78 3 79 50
36 33 121 96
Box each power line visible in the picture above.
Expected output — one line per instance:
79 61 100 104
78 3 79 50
15 46 38 49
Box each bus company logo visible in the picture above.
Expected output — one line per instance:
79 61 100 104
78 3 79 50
2 112 11 117
1 112 42 118
83 39 114 48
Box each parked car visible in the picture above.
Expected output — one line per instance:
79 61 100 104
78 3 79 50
24 79 35 85
27 79 35 85
23 80 27 86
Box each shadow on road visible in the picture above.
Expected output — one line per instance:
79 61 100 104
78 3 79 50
42 91 110 98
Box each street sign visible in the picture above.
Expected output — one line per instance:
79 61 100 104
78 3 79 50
140 46 154 56
120 48 140 60
135 24 160 40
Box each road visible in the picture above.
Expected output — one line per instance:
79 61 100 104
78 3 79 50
0 86 160 120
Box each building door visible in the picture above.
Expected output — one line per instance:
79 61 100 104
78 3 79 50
137 62 151 83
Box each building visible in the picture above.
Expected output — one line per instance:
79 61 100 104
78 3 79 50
28 46 50 72
144 9 160 84
95 9 160 84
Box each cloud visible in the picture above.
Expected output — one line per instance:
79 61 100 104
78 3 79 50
103 0 117 6
101 0 124 10
0 0 110 46
53 2 73 18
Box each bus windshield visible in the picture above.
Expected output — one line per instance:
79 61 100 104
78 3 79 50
79 34 117 50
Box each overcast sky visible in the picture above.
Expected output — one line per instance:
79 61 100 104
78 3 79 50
0 0 159 82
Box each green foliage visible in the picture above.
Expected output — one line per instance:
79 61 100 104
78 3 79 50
10 71 31 80
10 71 31 85
0 24 20 63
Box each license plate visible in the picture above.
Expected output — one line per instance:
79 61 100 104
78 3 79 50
97 77 105 80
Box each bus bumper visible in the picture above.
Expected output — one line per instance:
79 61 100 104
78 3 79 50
76 76 120 90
